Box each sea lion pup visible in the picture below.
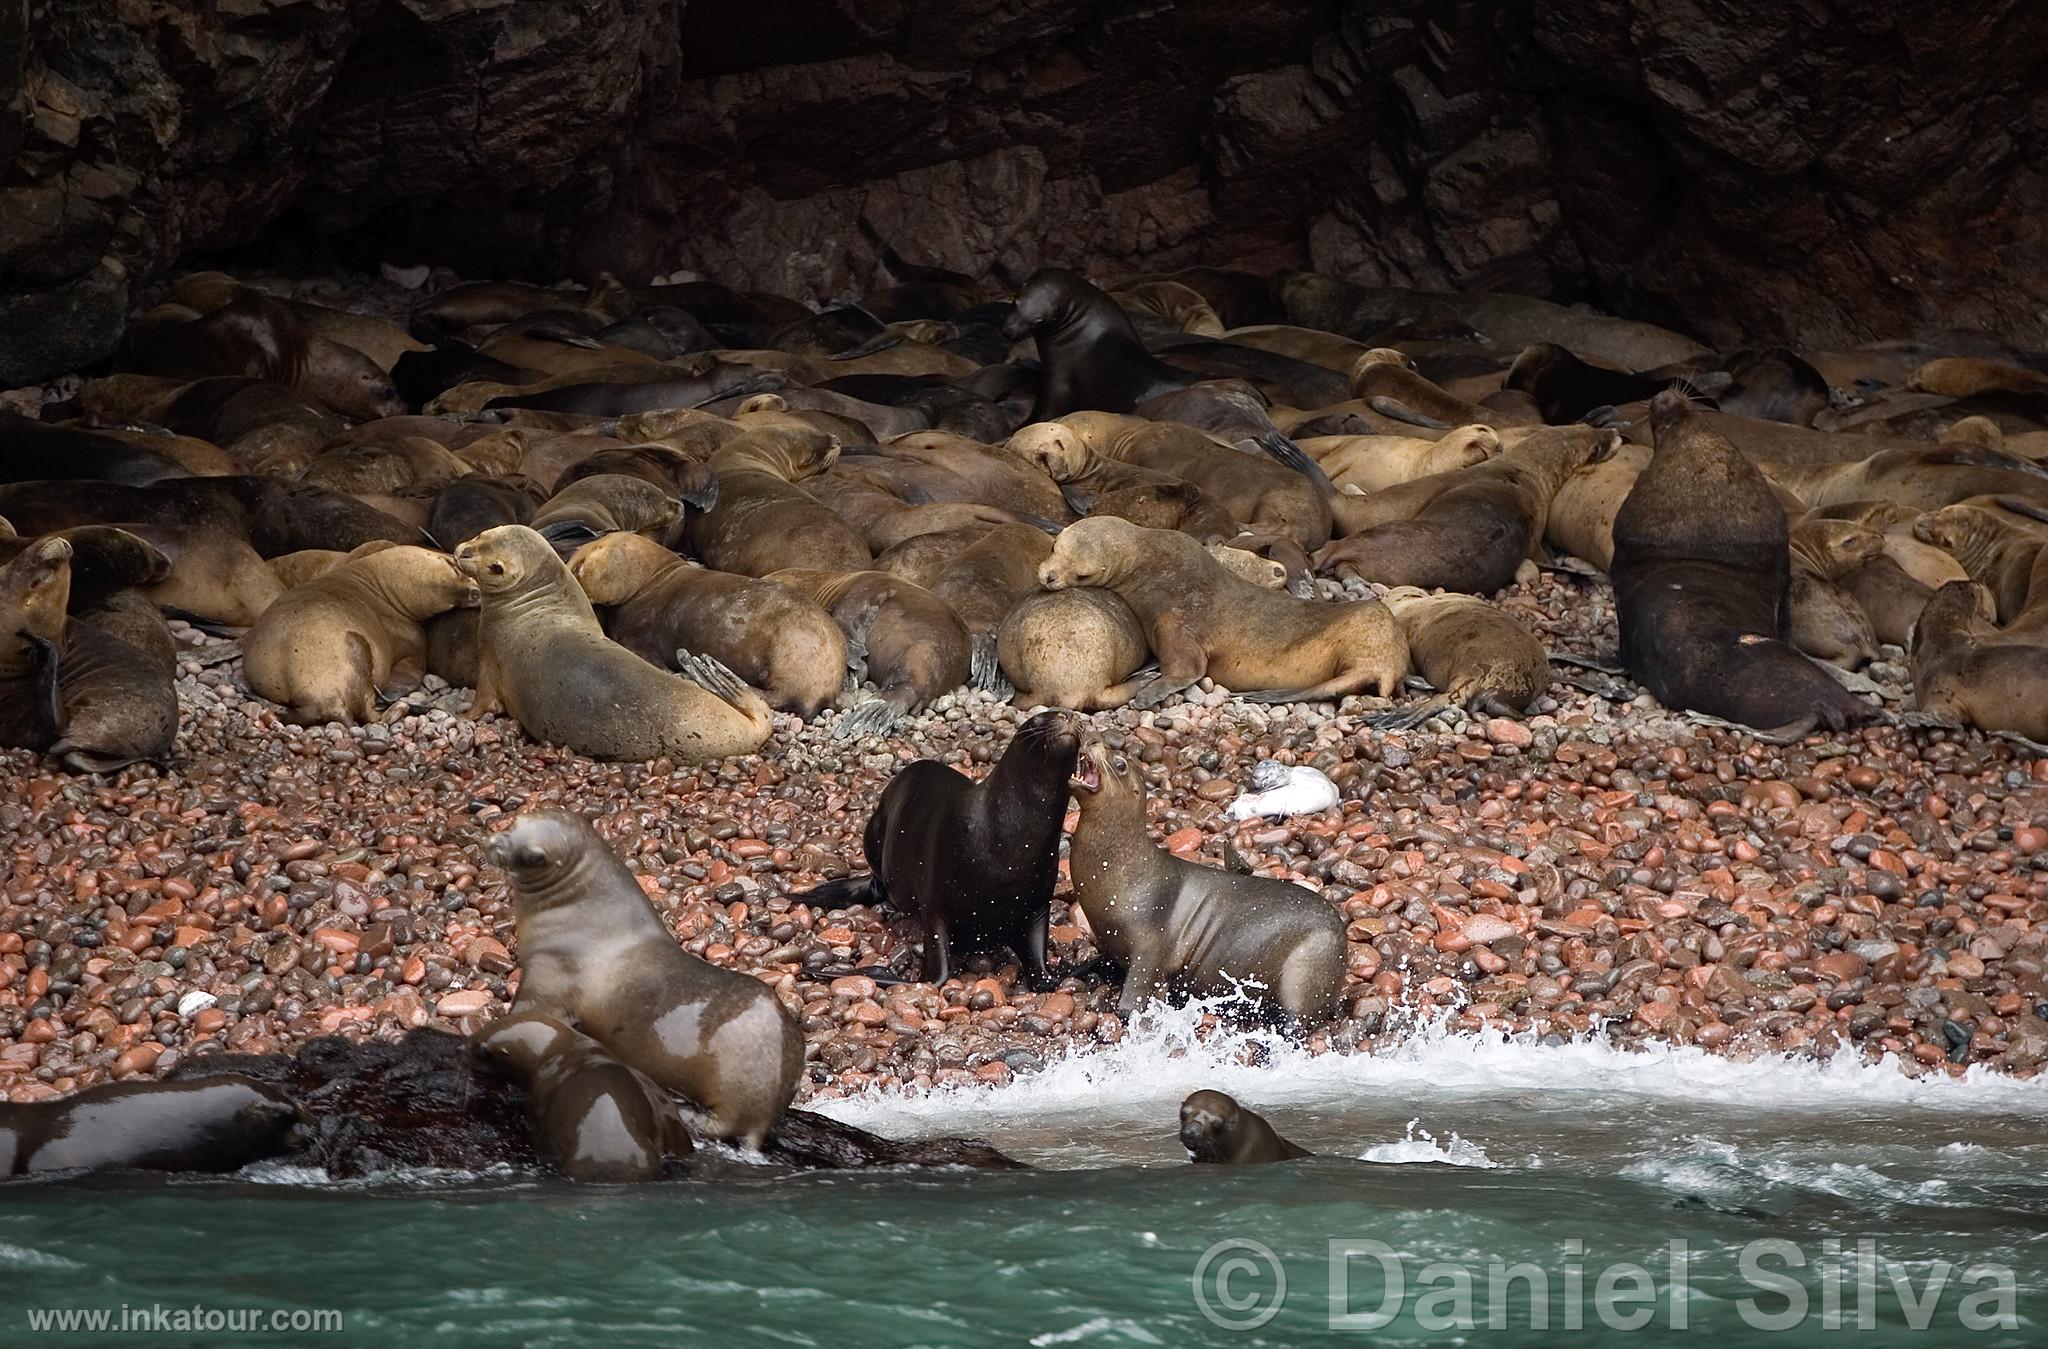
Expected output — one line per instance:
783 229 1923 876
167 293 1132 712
1911 581 2048 741
50 568 181 775
456 526 773 762
805 468 1034 554
1350 348 1537 430
1006 422 1237 541
1784 519 1884 670
870 430 1077 523
243 544 478 726
1067 736 1346 1025
1503 342 1682 425
0 1077 301 1176
1303 423 1502 493
1376 588 1549 721
0 536 72 753
922 523 1056 690
1909 357 2048 399
1028 414 1330 549
997 588 1149 712
1039 518 1407 707
806 710 1082 988
1611 392 1877 738
687 425 870 577
1912 505 2044 623
471 1012 693 1183
553 444 720 512
1179 1090 1312 1164
529 473 681 552
764 567 971 736
1313 425 1620 594
568 533 845 719
490 810 802 1149
426 475 546 549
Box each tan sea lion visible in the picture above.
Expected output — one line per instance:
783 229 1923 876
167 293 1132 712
923 523 1055 687
530 473 681 551
1217 324 1372 375
688 426 869 577
997 588 1150 712
1378 588 1549 719
456 526 774 762
568 533 846 719
1911 581 2048 741
0 536 73 752
1039 518 1408 706
1179 1090 1312 1164
1111 280 1226 337
764 567 970 735
1303 423 1502 493
1066 736 1346 1025
1908 358 2048 399
1349 348 1536 429
242 544 478 725
1763 439 2048 511
1543 442 1650 569
296 437 471 495
490 809 803 1148
471 1011 693 1183
1912 505 2044 622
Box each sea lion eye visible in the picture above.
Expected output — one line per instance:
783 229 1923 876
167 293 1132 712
1112 755 1127 774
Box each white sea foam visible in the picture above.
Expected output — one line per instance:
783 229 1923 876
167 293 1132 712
1361 1118 1498 1168
0 1241 86 1272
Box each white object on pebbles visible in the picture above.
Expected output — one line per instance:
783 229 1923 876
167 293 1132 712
1225 763 1340 821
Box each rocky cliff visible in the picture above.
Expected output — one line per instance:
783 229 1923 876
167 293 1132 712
4 0 2044 384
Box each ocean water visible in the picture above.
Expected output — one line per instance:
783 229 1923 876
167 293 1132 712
2 1006 2043 1347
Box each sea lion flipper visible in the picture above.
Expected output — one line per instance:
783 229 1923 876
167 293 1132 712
1365 396 1451 430
835 698 899 740
1251 431 1337 496
969 634 1011 697
672 648 753 710
1126 673 1196 710
1362 698 1444 731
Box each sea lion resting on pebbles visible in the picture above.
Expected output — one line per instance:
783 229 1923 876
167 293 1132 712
1179 1090 1312 1164
688 425 870 577
569 533 846 718
1066 736 1345 1026
806 710 1081 988
1610 393 1877 738
491 810 803 1148
765 567 970 737
456 525 773 763
1375 588 1550 724
997 587 1150 712
0 1077 300 1175
1910 581 2048 742
1039 517 1407 708
244 544 477 725
471 1011 694 1183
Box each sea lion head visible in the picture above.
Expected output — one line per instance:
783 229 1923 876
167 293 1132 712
0 536 73 651
1940 415 2005 449
1006 422 1089 482
1438 423 1504 469
487 808 597 901
1911 579 1998 654
1793 519 1884 577
1913 504 2005 568
568 532 673 604
1070 733 1139 799
1647 388 1700 444
1178 1089 1245 1162
1039 517 1144 591
1349 347 1418 382
471 1010 575 1081
1013 707 1083 764
455 429 528 477
307 336 408 422
366 543 479 612
720 425 840 481
454 524 554 596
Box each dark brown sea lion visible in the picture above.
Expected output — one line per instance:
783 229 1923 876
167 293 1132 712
0 478 417 558
0 1077 300 1175
456 526 774 762
568 533 846 719
1765 439 2048 511
125 293 405 422
1610 392 1877 738
0 413 188 486
1039 518 1407 707
1503 342 1681 425
1133 381 1335 491
471 1011 693 1183
1314 425 1619 593
688 426 870 577
1911 581 2048 741
552 444 720 513
51 587 180 775
805 709 1081 989
491 809 803 1148
764 567 971 736
426 475 546 549
530 474 680 552
243 545 478 726
1179 1090 1312 1164
997 588 1150 712
482 362 783 418
1352 348 1536 430
1003 268 1196 420
1066 736 1346 1025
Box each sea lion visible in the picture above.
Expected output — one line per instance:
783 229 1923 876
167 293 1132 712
1314 425 1620 593
1038 518 1408 706
1378 588 1550 719
51 589 180 775
805 710 1082 988
1909 358 2048 399
0 412 188 487
552 444 720 512
806 468 1037 554
1610 392 1876 737
688 426 870 577
1066 736 1346 1025
530 474 681 551
568 533 846 718
1763 439 2048 512
243 544 478 725
471 1011 693 1183
0 536 71 753
764 567 971 735
296 436 470 495
1005 421 1239 540
1911 581 2048 741
426 475 546 549
1503 343 1680 425
1002 268 1196 420
1303 423 1502 493
1179 1090 1311 1164
0 477 417 559
456 526 774 762
1132 382 1335 491
871 430 1076 524
1352 348 1535 429
922 523 1056 687
1788 572 1879 671
0 1077 300 1176
1912 505 2043 622
997 588 1150 712
1112 279 1227 337
490 809 803 1148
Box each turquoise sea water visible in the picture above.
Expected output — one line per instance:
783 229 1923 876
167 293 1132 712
3 1011 2044 1347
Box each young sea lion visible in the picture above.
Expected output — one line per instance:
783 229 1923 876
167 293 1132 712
471 1011 693 1183
1912 505 2044 623
569 533 846 718
764 567 971 736
1911 581 2048 741
426 475 546 550
1179 1090 1312 1164
1039 518 1408 707
1503 342 1680 425
1351 348 1534 429
1378 588 1550 719
997 588 1150 712
688 425 870 577
806 710 1082 988
490 810 802 1148
52 590 181 775
1302 423 1502 493
456 526 774 762
1314 425 1620 594
0 1077 300 1175
243 544 478 725
1610 392 1877 738
1066 736 1346 1025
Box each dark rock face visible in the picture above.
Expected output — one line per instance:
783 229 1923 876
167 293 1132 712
5 0 2044 383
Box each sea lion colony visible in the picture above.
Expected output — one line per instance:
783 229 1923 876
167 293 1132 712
3 259 2048 1175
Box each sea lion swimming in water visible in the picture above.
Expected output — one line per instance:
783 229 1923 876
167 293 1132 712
1179 1090 1312 1164
490 809 803 1148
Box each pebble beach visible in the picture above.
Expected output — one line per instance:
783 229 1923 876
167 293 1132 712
5 561 2044 1109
